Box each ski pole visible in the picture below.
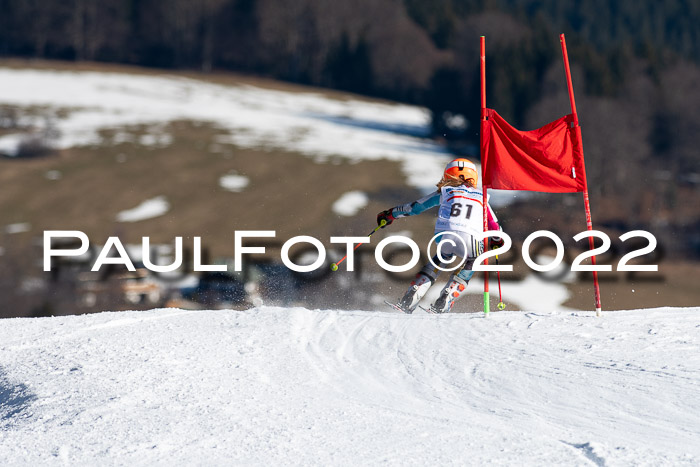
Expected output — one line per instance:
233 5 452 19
331 219 387 271
496 254 505 310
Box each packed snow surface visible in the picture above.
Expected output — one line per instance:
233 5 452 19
115 196 170 222
332 190 370 217
1 306 698 465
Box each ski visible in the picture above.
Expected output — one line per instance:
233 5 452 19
419 305 441 314
384 300 412 314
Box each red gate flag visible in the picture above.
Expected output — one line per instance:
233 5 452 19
481 108 586 193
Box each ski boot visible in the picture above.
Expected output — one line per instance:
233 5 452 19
429 275 468 314
395 273 433 314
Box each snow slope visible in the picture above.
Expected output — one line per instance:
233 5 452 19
1 307 698 465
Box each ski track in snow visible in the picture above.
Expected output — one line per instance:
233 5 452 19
1 307 699 465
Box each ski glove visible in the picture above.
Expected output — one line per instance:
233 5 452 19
489 236 505 249
377 209 395 228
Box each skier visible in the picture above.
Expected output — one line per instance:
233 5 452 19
377 158 504 313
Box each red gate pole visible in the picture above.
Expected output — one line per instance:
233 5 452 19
560 33 602 316
480 36 490 316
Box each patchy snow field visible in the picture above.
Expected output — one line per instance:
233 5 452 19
0 68 452 191
332 190 369 217
218 173 250 193
115 196 170 223
1 307 698 465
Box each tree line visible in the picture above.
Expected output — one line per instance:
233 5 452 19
2 1 699 120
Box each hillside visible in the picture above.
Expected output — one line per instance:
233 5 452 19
1 306 699 465
4 1 700 266
0 62 448 254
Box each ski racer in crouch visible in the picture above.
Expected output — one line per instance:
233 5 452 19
377 158 504 313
